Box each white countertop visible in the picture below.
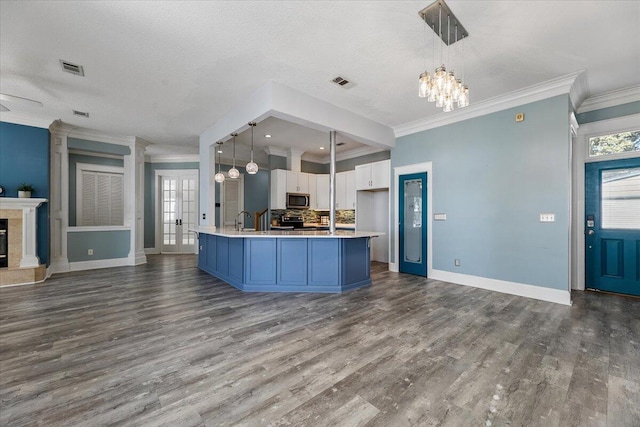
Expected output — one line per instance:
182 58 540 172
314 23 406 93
192 226 381 239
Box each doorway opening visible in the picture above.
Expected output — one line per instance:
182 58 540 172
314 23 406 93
156 170 199 254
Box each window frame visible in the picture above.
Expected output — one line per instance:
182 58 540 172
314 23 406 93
585 126 640 163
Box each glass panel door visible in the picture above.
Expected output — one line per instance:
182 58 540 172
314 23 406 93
399 172 427 276
161 173 198 253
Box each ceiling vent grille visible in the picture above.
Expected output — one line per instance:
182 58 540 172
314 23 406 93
60 60 85 76
330 76 357 89
73 110 89 118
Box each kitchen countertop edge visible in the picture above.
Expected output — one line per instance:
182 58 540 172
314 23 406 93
191 226 381 239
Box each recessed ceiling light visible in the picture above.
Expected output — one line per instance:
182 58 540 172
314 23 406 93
264 134 272 138
217 150 223 153
319 147 325 150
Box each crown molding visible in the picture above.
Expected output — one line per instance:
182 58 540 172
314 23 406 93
263 146 288 157
145 154 200 163
0 111 55 129
577 85 640 114
394 71 584 138
69 148 124 160
301 145 387 164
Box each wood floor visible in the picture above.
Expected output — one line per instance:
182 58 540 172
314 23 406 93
1 255 639 427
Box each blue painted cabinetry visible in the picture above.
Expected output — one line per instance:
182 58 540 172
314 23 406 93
197 233 371 293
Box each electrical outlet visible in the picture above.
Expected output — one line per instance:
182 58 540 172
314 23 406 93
87 249 94 256
455 259 461 267
540 213 555 222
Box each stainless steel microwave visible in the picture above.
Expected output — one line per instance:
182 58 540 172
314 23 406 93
286 193 310 209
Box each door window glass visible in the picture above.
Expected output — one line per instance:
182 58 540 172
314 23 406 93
589 130 640 157
403 179 423 263
601 167 640 229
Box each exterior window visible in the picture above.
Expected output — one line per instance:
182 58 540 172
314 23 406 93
76 164 124 226
588 130 640 157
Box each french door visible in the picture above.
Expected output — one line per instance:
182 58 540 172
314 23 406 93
399 172 428 276
585 157 640 296
160 172 198 253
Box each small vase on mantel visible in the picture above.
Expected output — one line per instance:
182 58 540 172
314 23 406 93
18 191 31 198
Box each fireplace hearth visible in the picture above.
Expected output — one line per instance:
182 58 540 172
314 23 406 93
0 218 7 268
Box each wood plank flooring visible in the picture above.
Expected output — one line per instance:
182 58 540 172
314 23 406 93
1 255 639 426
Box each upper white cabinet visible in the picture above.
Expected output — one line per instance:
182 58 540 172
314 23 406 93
307 174 317 209
335 171 356 209
286 171 309 193
355 159 390 190
315 174 329 210
270 169 287 210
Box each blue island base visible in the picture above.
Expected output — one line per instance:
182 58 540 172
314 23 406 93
198 234 372 293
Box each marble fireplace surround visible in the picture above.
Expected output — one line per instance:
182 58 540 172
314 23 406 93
0 197 47 286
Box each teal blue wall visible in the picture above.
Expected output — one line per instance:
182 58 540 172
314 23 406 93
67 230 130 262
391 95 571 291
144 162 199 248
68 154 124 226
0 122 50 265
576 101 640 124
244 169 269 223
68 137 131 155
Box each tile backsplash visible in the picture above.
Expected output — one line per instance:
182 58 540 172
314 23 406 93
271 209 355 224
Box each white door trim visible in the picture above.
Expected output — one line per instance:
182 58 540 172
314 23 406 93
572 113 640 290
391 162 433 275
154 169 199 254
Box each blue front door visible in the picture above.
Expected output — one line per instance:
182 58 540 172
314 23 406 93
399 173 427 276
585 157 640 296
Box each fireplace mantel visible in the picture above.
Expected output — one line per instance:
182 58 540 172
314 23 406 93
0 197 47 269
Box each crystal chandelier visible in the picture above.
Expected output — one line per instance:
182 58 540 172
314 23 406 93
214 142 225 183
418 0 469 112
228 132 240 179
245 122 258 175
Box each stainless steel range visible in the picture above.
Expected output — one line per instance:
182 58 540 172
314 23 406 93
280 216 304 229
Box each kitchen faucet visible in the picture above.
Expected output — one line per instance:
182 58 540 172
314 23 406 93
235 210 250 231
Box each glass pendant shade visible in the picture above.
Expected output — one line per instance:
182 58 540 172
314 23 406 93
245 122 258 174
443 95 454 112
418 72 430 98
228 167 240 179
435 93 444 108
228 132 239 178
427 81 438 102
246 161 258 175
214 172 225 183
434 66 446 90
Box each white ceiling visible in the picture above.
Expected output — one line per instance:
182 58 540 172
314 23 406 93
1 1 639 156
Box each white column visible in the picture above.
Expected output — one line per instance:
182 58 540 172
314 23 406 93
48 121 71 273
127 138 148 265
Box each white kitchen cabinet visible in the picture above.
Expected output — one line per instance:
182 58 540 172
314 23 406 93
315 174 329 210
344 170 356 209
335 172 346 209
286 171 309 193
307 174 317 209
355 159 390 190
270 169 287 210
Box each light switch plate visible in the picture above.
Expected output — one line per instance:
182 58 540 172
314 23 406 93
434 213 447 221
540 213 555 222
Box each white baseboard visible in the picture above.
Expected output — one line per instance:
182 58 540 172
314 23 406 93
69 257 130 272
430 269 572 306
388 262 398 272
131 250 147 266
144 247 160 255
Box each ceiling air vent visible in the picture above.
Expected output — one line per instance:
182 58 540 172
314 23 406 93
73 110 89 118
60 60 85 76
336 142 346 146
330 76 357 89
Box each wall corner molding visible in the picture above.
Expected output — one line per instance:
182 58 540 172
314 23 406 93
394 71 584 138
577 85 640 114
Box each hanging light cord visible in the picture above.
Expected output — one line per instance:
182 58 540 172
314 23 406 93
250 123 255 162
232 134 236 168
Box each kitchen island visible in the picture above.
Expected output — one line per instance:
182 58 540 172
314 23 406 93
194 227 379 293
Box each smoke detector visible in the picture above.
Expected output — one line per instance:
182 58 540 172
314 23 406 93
330 76 357 89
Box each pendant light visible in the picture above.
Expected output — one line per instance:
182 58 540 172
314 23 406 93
245 122 258 175
228 132 240 179
214 142 225 183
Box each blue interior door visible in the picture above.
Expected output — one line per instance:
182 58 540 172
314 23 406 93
585 157 640 296
399 173 427 276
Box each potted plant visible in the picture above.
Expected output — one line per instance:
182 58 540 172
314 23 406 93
17 183 35 198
